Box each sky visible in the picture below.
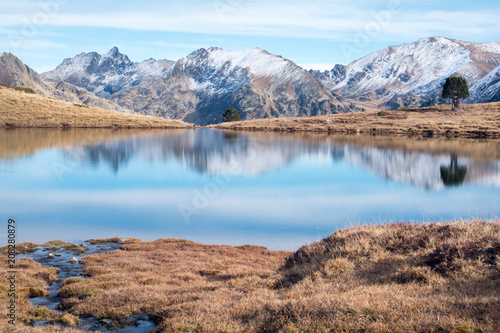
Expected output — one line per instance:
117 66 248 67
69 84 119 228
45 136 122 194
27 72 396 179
1 0 499 72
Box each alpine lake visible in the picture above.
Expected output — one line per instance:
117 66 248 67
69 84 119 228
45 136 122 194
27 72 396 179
1 128 499 251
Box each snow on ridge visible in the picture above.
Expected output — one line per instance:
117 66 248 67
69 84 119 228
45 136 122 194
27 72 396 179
469 64 500 102
132 59 172 77
459 40 500 54
334 36 473 96
183 47 307 82
42 48 175 94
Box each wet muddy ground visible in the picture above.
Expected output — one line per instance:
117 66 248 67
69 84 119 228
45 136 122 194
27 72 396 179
20 241 156 332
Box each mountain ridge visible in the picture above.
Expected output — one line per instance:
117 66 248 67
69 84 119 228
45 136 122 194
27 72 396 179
0 52 131 113
42 46 361 125
310 36 500 109
3 36 500 123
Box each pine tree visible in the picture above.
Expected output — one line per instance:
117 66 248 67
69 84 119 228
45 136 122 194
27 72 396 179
222 107 240 122
442 76 469 111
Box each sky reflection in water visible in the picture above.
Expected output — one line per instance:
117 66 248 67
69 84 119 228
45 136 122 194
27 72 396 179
1 129 499 250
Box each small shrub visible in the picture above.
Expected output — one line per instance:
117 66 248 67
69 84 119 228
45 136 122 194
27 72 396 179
378 111 389 116
73 103 89 108
13 86 36 94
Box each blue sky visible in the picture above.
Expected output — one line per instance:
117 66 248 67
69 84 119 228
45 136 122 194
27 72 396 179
1 0 499 72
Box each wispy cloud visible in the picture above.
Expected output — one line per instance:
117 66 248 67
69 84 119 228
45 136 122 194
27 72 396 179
1 1 498 41
1 0 499 71
0 39 65 50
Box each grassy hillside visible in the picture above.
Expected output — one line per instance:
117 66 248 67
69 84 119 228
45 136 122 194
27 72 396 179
213 103 500 139
2 220 498 332
0 84 195 129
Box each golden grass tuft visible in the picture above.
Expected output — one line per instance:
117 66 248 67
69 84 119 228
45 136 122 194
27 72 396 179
87 237 141 245
0 242 40 255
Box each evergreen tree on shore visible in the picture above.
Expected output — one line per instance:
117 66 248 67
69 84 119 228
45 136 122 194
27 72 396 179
222 108 240 122
442 77 469 111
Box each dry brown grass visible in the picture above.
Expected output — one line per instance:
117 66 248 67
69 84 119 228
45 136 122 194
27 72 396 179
0 256 84 332
0 84 195 129
212 102 500 139
43 220 500 332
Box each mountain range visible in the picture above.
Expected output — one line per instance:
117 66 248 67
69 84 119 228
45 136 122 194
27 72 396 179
310 37 500 109
0 52 129 112
41 46 359 125
1 36 500 124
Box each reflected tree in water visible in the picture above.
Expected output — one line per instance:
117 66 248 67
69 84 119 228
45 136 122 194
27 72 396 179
440 155 467 187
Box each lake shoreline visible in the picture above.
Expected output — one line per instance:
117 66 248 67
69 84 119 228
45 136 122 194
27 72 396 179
2 219 499 332
212 102 500 139
3 84 500 139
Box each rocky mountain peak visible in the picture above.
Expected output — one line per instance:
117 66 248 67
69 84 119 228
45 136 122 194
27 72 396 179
0 52 45 87
39 45 361 125
0 53 129 112
106 46 120 57
311 36 500 109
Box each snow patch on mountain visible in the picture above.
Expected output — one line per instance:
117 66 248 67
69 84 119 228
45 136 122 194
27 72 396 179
181 47 308 83
334 37 473 97
469 64 500 103
311 37 500 107
42 47 174 96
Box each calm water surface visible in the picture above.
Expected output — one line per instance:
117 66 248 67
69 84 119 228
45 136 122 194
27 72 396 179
1 128 499 250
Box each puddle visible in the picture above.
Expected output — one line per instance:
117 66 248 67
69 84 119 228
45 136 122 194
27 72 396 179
19 241 157 332
80 315 157 332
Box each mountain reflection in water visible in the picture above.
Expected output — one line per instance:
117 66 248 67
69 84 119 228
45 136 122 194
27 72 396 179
0 128 499 250
61 129 500 190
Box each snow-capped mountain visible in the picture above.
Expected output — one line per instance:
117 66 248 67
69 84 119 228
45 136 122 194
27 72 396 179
311 37 500 109
42 47 175 97
469 64 500 103
43 47 361 125
0 52 129 112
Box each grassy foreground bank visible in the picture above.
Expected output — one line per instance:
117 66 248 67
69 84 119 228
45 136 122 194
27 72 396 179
1 220 499 332
0 84 194 129
213 103 500 139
